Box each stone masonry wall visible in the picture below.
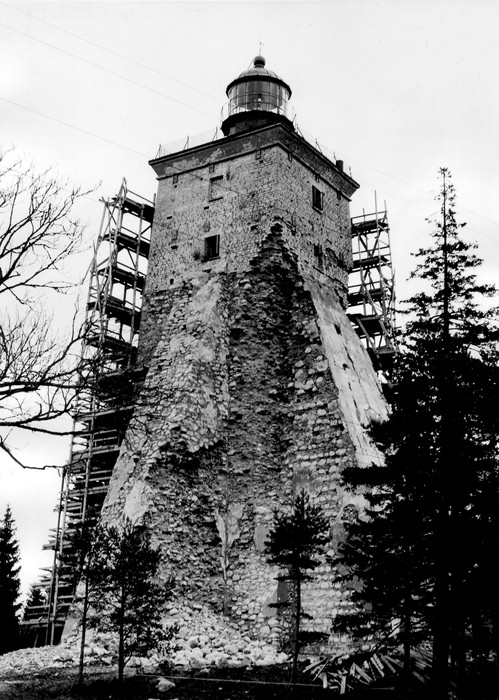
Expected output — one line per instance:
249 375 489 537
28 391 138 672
101 226 387 650
139 124 356 363
100 125 387 653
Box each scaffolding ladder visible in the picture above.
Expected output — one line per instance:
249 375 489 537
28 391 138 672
348 204 397 371
22 180 154 646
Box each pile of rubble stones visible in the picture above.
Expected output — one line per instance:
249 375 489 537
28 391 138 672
0 603 289 676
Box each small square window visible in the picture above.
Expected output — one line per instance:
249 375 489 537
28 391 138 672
209 176 223 200
312 185 324 211
204 234 220 260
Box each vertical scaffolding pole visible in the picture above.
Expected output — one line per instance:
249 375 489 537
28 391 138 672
348 200 397 370
22 180 154 644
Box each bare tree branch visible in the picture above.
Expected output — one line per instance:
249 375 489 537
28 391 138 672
0 147 96 468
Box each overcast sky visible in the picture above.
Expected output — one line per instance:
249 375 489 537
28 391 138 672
1 0 499 598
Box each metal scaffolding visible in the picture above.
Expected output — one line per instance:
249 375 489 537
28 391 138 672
348 203 397 370
22 180 154 645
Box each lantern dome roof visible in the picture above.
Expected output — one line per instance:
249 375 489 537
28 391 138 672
226 56 292 98
221 55 293 137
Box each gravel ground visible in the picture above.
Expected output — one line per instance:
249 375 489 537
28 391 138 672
0 663 340 699
0 604 425 699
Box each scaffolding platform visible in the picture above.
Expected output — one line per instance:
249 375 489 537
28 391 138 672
348 205 397 370
22 180 154 646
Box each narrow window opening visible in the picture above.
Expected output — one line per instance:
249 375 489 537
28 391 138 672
312 185 324 212
209 163 215 173
209 176 223 200
172 174 178 184
204 234 220 260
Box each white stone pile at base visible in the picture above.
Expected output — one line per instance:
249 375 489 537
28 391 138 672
163 602 288 669
0 603 289 675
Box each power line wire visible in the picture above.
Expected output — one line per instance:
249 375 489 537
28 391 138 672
302 132 499 233
0 0 221 104
0 96 149 158
0 20 219 120
1 94 246 199
0 16 453 221
3 68 496 252
3 11 497 238
4 86 496 254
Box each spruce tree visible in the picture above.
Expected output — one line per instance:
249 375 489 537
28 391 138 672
265 490 329 684
19 584 47 648
406 168 499 697
333 169 499 697
22 584 47 614
0 505 21 654
68 520 104 686
89 520 172 684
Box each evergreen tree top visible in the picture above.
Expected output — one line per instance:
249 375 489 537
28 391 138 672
0 505 21 576
0 504 22 654
265 491 329 575
404 168 499 351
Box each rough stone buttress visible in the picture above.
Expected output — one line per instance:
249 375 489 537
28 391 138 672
100 56 388 649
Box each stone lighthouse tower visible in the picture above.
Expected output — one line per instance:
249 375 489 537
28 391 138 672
100 56 388 644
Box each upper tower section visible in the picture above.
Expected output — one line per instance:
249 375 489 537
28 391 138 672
147 53 359 333
221 55 293 136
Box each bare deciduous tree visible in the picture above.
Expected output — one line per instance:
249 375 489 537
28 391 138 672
0 148 93 468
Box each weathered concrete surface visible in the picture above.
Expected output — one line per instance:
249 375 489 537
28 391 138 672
311 288 388 467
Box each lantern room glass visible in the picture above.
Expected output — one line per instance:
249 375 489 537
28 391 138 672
227 79 289 118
